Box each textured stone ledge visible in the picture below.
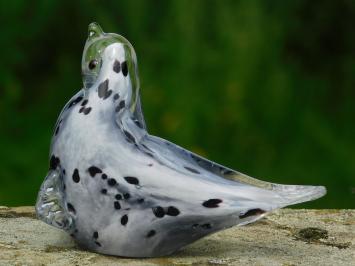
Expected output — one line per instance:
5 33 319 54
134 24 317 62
0 206 354 266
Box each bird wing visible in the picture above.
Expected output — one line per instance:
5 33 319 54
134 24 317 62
140 134 326 209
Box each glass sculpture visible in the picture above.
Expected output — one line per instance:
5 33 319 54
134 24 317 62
36 23 326 257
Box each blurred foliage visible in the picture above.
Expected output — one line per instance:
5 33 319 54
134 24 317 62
0 0 354 208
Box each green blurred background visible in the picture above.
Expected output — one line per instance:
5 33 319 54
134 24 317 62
0 0 354 208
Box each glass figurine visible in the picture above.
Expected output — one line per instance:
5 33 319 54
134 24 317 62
36 23 326 257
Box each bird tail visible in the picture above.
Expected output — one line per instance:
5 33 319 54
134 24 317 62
222 181 326 227
224 171 326 208
268 183 326 208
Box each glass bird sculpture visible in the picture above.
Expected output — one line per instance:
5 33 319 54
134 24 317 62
36 23 326 257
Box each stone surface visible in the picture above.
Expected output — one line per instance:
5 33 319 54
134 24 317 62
0 206 354 266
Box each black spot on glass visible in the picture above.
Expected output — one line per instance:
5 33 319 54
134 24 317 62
184 166 200 174
146 230 156 238
124 176 139 185
79 107 84 113
202 199 222 208
67 203 76 214
114 201 121 210
148 163 153 167
121 61 128 76
81 99 88 106
123 130 136 144
108 178 117 186
105 91 112 99
55 125 60 135
239 208 266 219
137 198 144 204
123 193 130 200
115 100 125 113
113 60 121 73
72 168 80 183
152 206 165 218
101 174 107 180
83 107 92 115
101 189 107 194
98 79 112 100
201 223 212 229
141 144 151 151
134 119 143 129
113 93 120 101
62 169 66 175
115 194 122 200
121 214 128 225
166 206 180 216
221 169 234 175
95 241 101 247
49 155 60 170
98 79 108 98
88 166 102 177
144 152 154 158
93 231 98 239
55 120 62 136
67 96 83 109
88 59 98 70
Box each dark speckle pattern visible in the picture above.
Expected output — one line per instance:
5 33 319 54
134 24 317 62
123 193 130 199
49 155 60 170
108 178 117 186
72 169 80 183
93 231 98 239
101 189 107 194
124 176 139 185
152 206 165 218
137 198 144 204
184 166 200 174
239 208 265 219
81 107 92 115
123 130 136 144
67 203 76 214
98 79 112 100
202 199 222 208
121 214 128 225
55 120 62 136
88 166 102 177
115 194 122 200
81 99 88 106
134 119 143 129
101 174 107 180
113 93 120 100
146 230 156 238
114 201 121 210
115 100 125 113
121 61 128 76
67 96 83 109
166 206 180 216
113 60 121 73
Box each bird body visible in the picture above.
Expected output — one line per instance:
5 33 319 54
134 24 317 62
36 23 326 257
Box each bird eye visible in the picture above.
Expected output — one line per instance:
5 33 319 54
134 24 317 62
88 59 98 70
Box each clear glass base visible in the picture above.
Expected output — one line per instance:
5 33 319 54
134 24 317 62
35 170 74 232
